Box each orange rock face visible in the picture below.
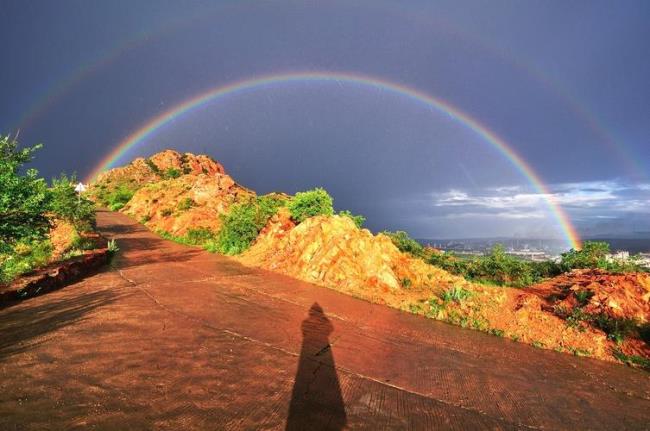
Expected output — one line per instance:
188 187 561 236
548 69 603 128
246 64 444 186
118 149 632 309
122 173 253 236
239 211 466 298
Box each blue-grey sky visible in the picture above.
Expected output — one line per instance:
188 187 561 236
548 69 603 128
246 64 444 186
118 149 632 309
1 0 649 243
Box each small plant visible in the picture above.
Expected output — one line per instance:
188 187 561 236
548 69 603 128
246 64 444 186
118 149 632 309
161 208 173 217
489 328 505 337
165 168 181 179
71 234 96 251
574 289 594 306
382 230 423 257
441 285 472 303
338 210 365 228
400 277 412 288
408 303 423 314
592 314 637 344
184 228 216 245
145 158 162 176
105 184 135 211
531 340 546 349
613 349 650 370
426 298 445 318
177 197 195 211
288 188 334 223
140 215 152 224
107 239 119 259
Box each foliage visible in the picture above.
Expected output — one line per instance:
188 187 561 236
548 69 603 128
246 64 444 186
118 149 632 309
441 285 473 303
338 210 365 228
49 173 96 231
382 230 423 257
105 184 136 211
288 188 334 223
145 158 162 176
560 241 610 270
613 349 650 370
177 197 195 211
560 241 648 273
165 168 181 179
215 195 284 255
427 245 563 288
0 135 50 250
0 240 52 284
184 228 216 245
400 277 412 288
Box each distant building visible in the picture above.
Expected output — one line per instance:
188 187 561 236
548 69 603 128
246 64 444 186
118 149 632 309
606 251 630 262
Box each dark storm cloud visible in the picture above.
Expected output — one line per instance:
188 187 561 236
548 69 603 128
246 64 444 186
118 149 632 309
1 0 648 240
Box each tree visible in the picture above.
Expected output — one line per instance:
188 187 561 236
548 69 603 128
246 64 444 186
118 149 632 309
0 135 50 250
49 173 96 231
561 241 610 270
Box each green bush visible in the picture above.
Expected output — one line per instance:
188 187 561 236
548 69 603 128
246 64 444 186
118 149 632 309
0 136 50 250
106 184 135 211
215 196 284 255
338 210 365 228
165 168 181 179
427 245 562 288
561 241 610 270
177 197 195 211
383 230 423 257
288 188 333 223
49 173 96 232
441 286 473 303
184 228 216 245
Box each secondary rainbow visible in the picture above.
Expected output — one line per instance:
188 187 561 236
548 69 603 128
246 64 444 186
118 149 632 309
86 71 582 249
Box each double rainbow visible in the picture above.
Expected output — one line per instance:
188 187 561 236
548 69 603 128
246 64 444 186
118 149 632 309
86 71 581 250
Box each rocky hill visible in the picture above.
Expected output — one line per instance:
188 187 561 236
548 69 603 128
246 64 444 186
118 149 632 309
92 150 649 366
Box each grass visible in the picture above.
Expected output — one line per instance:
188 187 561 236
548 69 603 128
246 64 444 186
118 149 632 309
441 285 473 303
0 240 53 284
613 349 650 370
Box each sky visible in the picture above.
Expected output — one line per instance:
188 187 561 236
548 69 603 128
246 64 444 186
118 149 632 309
1 0 649 245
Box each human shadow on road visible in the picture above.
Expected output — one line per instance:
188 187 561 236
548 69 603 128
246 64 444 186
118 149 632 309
286 303 347 431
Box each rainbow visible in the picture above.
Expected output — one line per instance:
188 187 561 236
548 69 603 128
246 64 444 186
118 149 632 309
86 71 582 250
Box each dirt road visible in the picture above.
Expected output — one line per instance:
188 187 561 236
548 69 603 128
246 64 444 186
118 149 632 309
1 210 648 430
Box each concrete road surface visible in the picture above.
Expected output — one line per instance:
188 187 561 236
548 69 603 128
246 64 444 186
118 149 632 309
1 210 648 430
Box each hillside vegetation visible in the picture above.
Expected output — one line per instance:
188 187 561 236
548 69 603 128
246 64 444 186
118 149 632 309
1 136 99 285
91 149 649 368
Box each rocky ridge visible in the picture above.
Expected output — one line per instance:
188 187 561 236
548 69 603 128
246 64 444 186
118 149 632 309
93 150 649 365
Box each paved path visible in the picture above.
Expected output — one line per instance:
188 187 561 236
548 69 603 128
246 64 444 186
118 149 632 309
1 210 648 430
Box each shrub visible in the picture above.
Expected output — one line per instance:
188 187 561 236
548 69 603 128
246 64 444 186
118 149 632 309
0 136 50 249
165 168 181 179
383 230 423 257
441 286 472 303
49 173 96 232
161 208 173 217
215 196 284 255
288 188 333 223
106 184 135 211
338 210 365 228
427 245 562 288
184 228 216 245
177 197 195 211
145 158 162 176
